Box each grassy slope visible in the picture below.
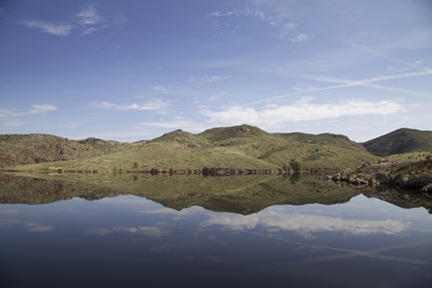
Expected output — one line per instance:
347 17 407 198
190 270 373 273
0 133 127 167
362 128 432 156
7 124 378 171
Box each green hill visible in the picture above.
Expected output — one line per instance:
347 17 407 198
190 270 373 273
2 125 381 171
0 134 128 168
199 124 278 143
275 132 367 152
362 128 432 156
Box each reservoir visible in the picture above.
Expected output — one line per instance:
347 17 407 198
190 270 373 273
0 173 431 287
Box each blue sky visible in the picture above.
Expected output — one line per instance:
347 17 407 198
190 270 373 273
0 0 431 142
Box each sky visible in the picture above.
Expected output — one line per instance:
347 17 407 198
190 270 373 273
0 0 431 143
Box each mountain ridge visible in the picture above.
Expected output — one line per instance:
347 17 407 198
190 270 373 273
1 126 430 170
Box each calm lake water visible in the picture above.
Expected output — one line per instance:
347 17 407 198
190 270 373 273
0 173 431 287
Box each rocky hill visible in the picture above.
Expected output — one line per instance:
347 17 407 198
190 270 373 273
362 128 432 156
0 133 127 167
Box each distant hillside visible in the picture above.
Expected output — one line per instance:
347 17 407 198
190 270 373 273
362 128 432 156
7 124 378 171
0 134 127 167
274 132 367 152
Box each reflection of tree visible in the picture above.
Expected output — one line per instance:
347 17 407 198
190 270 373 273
290 172 302 184
282 172 302 184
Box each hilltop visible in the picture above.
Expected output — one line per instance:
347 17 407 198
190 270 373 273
362 128 432 156
1 125 431 172
275 132 367 152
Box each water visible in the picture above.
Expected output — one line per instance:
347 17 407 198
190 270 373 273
0 173 431 287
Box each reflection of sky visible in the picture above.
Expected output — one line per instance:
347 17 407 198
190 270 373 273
200 210 409 238
0 218 54 232
1 194 432 286
0 195 429 240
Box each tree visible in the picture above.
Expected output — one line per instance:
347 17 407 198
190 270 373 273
289 158 302 172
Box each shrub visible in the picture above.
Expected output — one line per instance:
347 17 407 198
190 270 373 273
290 158 302 172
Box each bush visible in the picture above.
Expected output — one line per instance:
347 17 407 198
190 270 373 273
282 163 290 171
290 158 302 172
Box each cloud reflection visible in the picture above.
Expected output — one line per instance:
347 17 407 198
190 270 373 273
87 225 169 238
200 208 410 238
0 218 54 232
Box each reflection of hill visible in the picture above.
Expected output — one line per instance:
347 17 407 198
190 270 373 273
0 174 125 204
2 173 430 214
357 185 432 213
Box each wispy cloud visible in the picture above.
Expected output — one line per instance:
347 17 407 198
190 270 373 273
343 39 431 71
0 109 25 118
246 69 432 106
289 33 312 43
91 98 171 111
21 20 75 36
208 7 311 43
201 97 405 128
0 104 57 118
21 4 125 37
152 86 170 93
188 75 231 83
28 104 58 114
75 5 103 26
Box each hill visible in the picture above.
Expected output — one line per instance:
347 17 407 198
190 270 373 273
0 133 128 168
5 124 378 172
275 132 367 152
362 128 432 156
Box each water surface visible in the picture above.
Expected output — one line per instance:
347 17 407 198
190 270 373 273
0 174 431 287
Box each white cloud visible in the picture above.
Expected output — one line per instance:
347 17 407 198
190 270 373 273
152 86 169 93
289 33 312 43
139 98 170 110
28 104 58 114
0 104 57 120
200 98 405 128
91 101 115 109
76 5 102 26
21 20 75 36
91 99 170 111
188 76 231 83
202 76 231 83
